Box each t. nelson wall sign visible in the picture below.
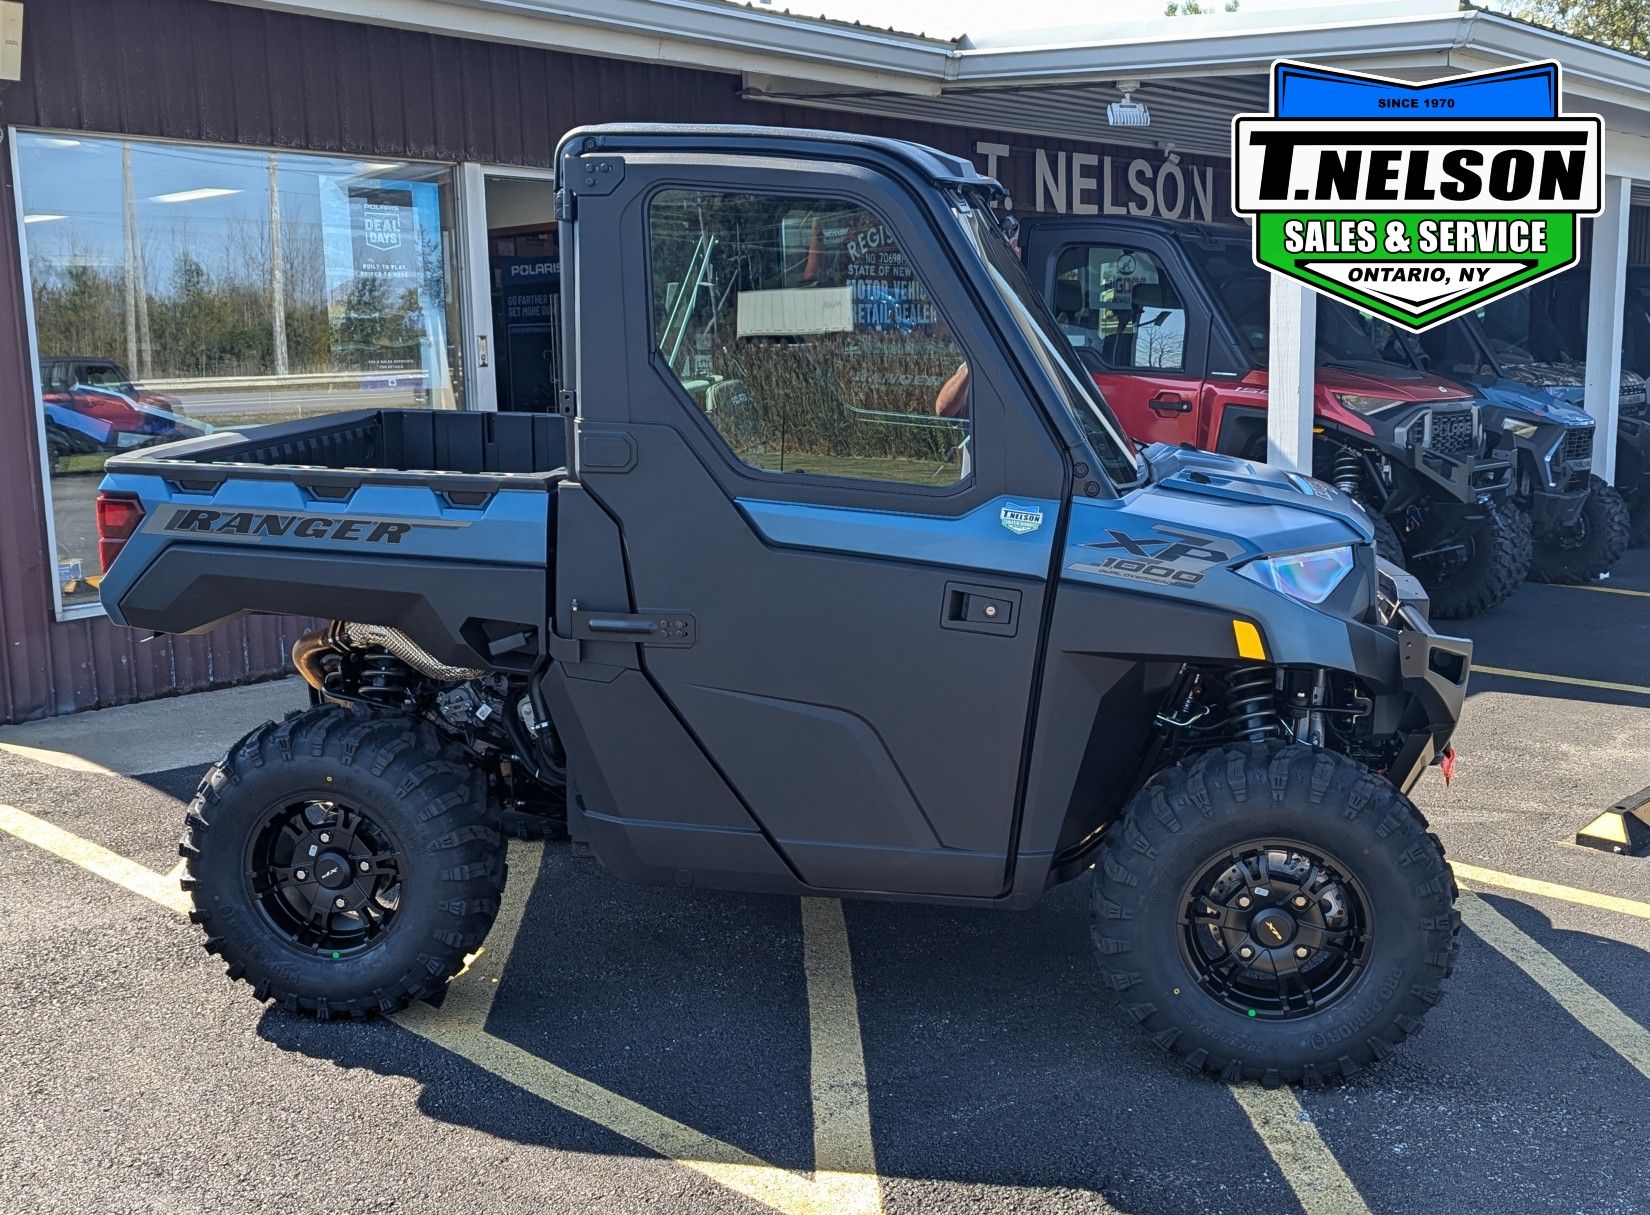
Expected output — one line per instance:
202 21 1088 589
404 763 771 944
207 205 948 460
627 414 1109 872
975 141 1227 222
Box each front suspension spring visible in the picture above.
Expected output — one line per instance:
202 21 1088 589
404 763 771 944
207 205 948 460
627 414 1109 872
1226 665 1279 742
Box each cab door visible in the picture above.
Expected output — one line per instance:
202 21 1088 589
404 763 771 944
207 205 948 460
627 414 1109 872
1026 225 1209 448
553 140 1070 898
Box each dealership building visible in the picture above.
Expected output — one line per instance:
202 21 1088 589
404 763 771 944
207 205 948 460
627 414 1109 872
1 0 1647 722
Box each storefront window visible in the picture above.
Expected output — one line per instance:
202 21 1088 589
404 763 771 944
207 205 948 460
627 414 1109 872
15 131 462 611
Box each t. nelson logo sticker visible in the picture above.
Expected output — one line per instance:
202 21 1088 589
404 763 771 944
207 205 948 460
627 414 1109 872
1232 61 1602 330
1000 504 1044 535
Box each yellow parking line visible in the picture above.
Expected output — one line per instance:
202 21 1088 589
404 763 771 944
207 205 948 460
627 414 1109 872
800 899 882 1215
0 802 189 916
1474 665 1650 698
1461 893 1650 1083
400 858 864 1215
1229 1087 1372 1215
1556 583 1650 599
1454 862 1650 922
0 803 883 1215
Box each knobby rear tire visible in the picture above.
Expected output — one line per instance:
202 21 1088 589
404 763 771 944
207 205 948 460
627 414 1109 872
179 705 506 1019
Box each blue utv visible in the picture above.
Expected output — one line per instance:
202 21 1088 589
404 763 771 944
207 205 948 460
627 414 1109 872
95 124 1470 1086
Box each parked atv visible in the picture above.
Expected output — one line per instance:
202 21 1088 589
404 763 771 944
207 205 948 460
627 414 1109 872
1488 275 1650 546
1020 217 1523 618
1359 312 1627 583
97 123 1473 1085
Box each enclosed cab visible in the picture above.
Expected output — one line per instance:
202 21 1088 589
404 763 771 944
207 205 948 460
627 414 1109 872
1020 216 1526 618
100 124 1473 1086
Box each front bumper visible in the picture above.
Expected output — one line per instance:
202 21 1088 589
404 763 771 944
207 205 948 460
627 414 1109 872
1395 439 1511 504
1528 482 1590 532
1372 559 1472 794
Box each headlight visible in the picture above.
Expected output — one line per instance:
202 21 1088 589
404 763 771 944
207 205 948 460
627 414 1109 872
1333 393 1402 414
1501 418 1539 439
1238 545 1356 605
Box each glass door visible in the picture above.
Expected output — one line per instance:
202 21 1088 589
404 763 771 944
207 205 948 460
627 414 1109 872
458 164 561 413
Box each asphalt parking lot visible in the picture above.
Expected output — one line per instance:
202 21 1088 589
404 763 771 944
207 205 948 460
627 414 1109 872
2 557 1649 1215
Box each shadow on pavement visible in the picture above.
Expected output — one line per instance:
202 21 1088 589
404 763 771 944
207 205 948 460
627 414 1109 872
247 851 1650 1215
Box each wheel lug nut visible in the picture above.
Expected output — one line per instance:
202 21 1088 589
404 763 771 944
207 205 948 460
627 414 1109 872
1295 946 1310 959
1237 896 1252 908
295 870 307 881
359 860 370 871
334 897 347 909
1239 946 1254 960
1293 895 1309 909
320 833 331 843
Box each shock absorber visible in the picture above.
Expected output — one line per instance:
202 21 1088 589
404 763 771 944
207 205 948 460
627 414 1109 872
1331 445 1362 497
1226 665 1279 742
357 651 413 707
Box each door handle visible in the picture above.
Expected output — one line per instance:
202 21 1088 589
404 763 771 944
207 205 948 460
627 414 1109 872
941 581 1021 637
1149 391 1193 414
568 605 696 647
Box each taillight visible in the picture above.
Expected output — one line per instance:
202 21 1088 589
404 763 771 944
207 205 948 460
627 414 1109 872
95 491 145 573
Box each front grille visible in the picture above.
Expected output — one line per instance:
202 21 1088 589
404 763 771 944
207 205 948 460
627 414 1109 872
1560 426 1594 467
1426 407 1478 457
1623 391 1647 419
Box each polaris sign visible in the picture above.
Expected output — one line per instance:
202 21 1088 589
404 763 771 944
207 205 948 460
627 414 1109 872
1232 61 1602 330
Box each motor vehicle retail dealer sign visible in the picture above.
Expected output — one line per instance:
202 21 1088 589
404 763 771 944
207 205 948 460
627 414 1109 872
1232 61 1602 330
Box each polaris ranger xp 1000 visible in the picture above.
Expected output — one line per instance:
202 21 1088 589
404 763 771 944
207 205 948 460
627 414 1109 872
97 126 1470 1085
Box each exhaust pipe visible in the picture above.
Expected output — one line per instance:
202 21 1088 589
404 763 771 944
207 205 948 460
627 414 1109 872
291 622 486 691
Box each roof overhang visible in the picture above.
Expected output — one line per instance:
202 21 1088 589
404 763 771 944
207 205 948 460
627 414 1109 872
213 0 956 94
217 0 1650 178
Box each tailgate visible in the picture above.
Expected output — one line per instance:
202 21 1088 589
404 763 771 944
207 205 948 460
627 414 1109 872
98 468 553 673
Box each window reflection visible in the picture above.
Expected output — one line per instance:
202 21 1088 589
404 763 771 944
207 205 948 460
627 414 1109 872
17 132 462 608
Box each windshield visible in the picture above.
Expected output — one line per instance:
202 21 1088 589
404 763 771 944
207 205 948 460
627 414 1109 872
1476 292 1574 366
81 364 134 390
953 198 1143 488
1178 239 1387 368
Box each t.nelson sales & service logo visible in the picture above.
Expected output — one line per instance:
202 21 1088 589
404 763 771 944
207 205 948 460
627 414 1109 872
1232 61 1602 330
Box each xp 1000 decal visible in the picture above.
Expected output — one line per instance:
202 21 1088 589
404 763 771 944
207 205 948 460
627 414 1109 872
1232 60 1602 330
1068 526 1233 589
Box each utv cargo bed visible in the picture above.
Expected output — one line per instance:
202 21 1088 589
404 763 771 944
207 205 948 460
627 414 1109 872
98 410 565 672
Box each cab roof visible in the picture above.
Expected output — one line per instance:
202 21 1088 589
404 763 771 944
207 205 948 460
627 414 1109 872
556 123 1003 195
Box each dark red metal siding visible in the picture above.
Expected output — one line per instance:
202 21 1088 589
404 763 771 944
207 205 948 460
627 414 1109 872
0 0 1229 722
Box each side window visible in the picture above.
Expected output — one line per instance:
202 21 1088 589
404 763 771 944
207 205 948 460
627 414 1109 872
1051 244 1187 373
646 187 971 488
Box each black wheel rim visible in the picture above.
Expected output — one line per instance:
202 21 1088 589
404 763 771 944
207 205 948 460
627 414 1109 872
245 796 404 957
1177 840 1372 1021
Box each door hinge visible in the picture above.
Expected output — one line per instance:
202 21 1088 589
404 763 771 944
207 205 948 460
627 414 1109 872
555 188 576 222
557 387 577 415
